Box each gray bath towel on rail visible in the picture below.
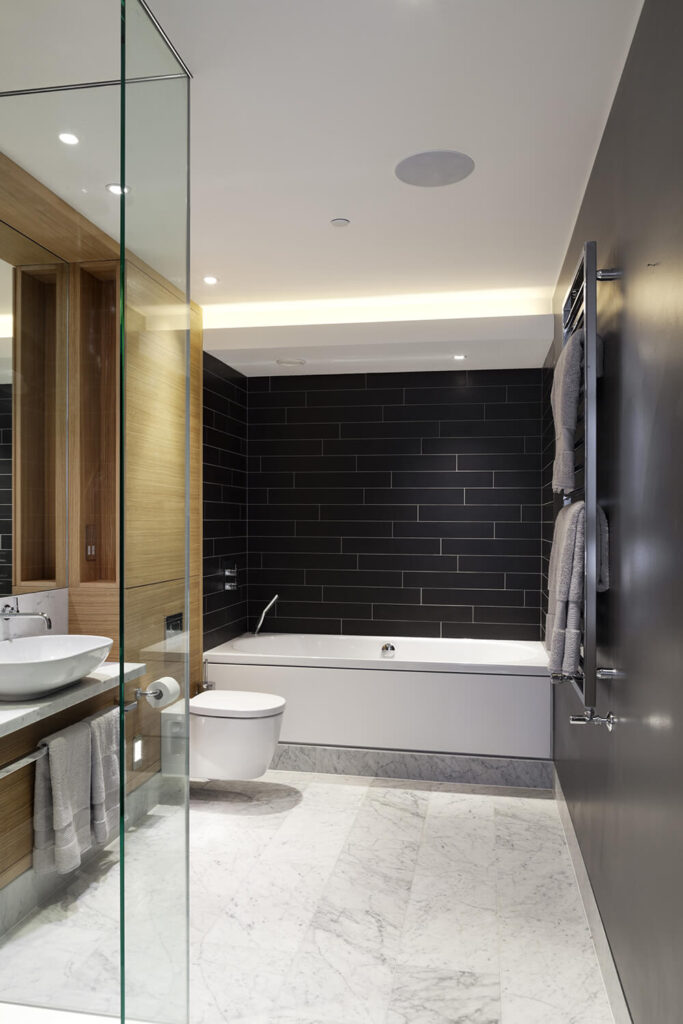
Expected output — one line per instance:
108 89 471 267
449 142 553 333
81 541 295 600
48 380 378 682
545 500 585 675
551 328 584 494
33 721 93 875
90 707 120 846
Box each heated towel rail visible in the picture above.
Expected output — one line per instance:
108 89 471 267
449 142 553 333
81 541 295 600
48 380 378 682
0 745 48 781
557 241 600 708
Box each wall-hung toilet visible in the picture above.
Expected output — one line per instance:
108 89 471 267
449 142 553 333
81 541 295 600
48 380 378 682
189 690 286 780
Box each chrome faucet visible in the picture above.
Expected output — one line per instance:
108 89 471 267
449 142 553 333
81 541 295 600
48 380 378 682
254 594 278 635
1 603 52 636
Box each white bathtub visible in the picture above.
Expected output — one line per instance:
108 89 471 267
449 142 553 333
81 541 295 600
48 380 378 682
204 633 551 759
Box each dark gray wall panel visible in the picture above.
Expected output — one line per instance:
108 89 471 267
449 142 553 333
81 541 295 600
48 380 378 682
550 2 683 1020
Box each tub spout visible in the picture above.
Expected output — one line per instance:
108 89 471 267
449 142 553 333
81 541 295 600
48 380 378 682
255 594 279 635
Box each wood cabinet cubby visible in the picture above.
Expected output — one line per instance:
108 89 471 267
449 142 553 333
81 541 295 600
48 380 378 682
12 264 67 592
68 262 119 589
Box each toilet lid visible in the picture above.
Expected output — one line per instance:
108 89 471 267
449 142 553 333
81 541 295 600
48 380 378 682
189 690 286 720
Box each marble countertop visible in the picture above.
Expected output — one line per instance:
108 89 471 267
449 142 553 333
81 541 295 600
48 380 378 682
0 661 145 739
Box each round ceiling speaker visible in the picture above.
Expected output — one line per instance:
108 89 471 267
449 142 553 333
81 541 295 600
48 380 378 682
394 150 475 187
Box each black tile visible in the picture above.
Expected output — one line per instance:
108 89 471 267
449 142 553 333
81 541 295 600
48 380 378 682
457 453 540 471
440 419 540 438
473 606 541 624
250 422 340 440
279 601 372 619
366 488 464 505
419 505 520 522
385 404 485 422
359 553 460 572
403 571 505 589
442 539 540 556
266 617 342 634
324 586 420 604
260 552 357 570
405 386 506 405
269 488 365 504
325 438 422 456
423 436 526 455
493 471 542 488
464 488 540 505
262 455 355 473
295 472 390 488
322 504 417 521
368 370 468 389
249 504 320 521
459 555 540 572
270 373 366 391
306 569 402 587
342 537 440 555
249 439 323 456
307 388 402 406
288 406 383 424
249 536 341 553
442 622 540 641
394 521 494 539
249 584 323 603
484 402 541 420
297 520 392 537
422 588 523 607
374 604 472 623
341 619 440 638
506 572 542 590
249 390 307 408
391 471 492 488
341 421 439 439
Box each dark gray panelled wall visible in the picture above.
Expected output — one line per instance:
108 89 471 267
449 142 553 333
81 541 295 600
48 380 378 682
551 2 683 1021
203 353 248 649
248 369 542 639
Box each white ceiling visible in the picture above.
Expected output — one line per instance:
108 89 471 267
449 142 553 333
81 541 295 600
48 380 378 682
149 0 643 373
0 1 644 374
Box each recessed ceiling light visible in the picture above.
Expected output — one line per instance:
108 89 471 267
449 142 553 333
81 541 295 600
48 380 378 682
395 150 475 187
105 183 130 195
330 218 350 227
58 132 79 145
203 275 219 285
452 354 467 361
276 358 306 366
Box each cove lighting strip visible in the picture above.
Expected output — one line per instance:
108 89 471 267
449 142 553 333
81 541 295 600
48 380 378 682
202 286 552 330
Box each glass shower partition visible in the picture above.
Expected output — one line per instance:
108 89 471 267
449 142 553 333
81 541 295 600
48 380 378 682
0 3 191 1022
120 3 191 1023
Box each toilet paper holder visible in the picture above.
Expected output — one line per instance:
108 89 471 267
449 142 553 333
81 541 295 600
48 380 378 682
124 688 161 711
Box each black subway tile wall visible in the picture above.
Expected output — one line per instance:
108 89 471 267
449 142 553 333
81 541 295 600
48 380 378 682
203 353 248 650
246 369 543 640
0 384 11 592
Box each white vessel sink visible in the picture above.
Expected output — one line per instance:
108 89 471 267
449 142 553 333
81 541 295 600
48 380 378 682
0 635 114 700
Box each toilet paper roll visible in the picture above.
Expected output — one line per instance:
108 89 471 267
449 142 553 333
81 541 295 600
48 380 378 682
146 676 181 709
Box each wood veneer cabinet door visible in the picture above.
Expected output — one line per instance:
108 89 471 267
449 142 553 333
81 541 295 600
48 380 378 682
124 261 186 590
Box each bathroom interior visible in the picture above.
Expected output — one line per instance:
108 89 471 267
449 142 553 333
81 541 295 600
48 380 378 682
0 1 680 1022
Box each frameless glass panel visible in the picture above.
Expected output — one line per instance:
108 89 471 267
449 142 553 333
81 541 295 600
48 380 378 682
121 2 190 1023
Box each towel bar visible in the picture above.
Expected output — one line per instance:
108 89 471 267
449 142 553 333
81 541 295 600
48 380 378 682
0 745 48 781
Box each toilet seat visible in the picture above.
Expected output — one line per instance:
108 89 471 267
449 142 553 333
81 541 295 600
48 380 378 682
190 690 286 720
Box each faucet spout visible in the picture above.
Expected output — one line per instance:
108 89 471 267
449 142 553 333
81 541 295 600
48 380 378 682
254 594 278 635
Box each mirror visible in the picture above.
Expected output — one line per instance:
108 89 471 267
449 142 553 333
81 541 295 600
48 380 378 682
0 221 68 597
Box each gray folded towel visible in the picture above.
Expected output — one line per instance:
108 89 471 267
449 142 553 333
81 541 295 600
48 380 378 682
90 707 120 846
551 329 584 494
597 505 610 592
545 501 585 675
33 721 93 876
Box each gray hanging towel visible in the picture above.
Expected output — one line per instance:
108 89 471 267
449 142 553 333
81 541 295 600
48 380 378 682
90 707 120 846
544 501 585 675
551 329 584 494
33 721 93 875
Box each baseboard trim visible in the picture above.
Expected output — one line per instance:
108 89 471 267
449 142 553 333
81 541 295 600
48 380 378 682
271 742 553 789
554 768 633 1024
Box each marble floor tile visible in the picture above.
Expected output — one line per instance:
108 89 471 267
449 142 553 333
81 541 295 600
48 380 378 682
0 770 615 1024
385 967 501 1024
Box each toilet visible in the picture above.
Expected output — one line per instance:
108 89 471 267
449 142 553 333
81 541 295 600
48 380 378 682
189 690 286 780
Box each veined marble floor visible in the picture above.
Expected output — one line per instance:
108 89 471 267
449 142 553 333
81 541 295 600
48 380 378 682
0 771 614 1024
190 771 614 1024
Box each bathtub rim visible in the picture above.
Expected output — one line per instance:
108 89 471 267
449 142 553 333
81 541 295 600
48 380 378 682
204 632 550 678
